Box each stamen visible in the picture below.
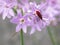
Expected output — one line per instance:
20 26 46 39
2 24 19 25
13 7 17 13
20 18 25 24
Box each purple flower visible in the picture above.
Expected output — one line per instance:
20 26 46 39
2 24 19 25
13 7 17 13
21 0 60 34
46 0 60 16
10 10 29 33
21 2 50 34
0 0 17 20
9 0 60 34
45 6 59 17
44 0 60 25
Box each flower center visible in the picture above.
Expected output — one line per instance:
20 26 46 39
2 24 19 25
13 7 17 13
19 18 25 24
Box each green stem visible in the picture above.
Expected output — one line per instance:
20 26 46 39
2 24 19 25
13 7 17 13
20 29 24 45
47 27 57 45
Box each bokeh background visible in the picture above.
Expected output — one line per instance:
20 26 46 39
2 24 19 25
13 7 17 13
0 0 60 45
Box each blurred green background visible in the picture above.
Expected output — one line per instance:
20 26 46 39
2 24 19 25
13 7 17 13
0 0 60 45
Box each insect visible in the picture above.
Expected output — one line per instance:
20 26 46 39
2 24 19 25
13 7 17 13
35 10 43 20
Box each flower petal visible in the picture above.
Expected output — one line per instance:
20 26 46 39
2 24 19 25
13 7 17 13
9 9 15 16
30 27 35 35
2 9 7 20
36 25 41 31
10 17 19 24
16 25 21 32
22 25 27 33
0 7 3 14
7 15 11 18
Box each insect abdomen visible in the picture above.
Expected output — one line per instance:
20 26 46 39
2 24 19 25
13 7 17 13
36 11 42 20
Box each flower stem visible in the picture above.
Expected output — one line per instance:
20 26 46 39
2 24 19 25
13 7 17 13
20 29 24 45
47 27 57 45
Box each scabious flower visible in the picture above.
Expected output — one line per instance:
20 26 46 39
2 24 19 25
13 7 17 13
0 0 17 20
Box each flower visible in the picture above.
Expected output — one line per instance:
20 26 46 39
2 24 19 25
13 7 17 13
20 0 60 34
45 0 60 25
0 0 17 20
10 10 30 33
45 0 60 16
21 2 50 34
9 0 60 34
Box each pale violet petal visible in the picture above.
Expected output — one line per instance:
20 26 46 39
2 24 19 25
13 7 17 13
2 10 7 20
7 15 11 18
10 17 19 24
16 25 21 32
0 7 3 14
22 26 27 33
30 27 35 35
36 25 41 31
9 9 15 16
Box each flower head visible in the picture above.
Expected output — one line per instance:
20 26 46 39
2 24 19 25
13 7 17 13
46 0 60 15
0 0 17 20
8 0 60 34
10 10 30 33
19 0 60 34
21 2 50 34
